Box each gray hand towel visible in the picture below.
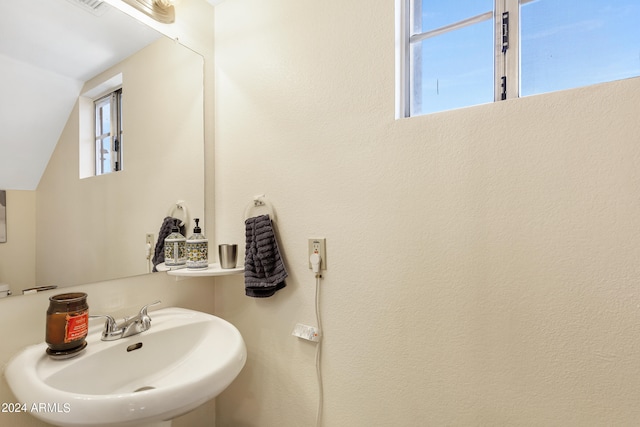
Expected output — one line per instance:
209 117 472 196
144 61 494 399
244 214 287 297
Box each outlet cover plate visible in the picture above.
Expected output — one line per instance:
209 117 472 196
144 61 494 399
308 238 326 270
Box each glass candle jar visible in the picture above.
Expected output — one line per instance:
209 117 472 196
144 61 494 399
46 292 89 354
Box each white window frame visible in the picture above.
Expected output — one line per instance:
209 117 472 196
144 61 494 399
94 88 123 175
395 0 537 118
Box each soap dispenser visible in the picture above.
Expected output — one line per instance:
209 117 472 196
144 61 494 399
186 218 208 269
164 225 186 267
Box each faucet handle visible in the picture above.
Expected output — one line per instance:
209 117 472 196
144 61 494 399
139 300 161 317
138 301 161 330
89 314 118 336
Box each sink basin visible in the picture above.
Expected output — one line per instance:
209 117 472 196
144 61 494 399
4 307 246 427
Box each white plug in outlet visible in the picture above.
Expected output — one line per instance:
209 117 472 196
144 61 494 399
308 238 326 270
292 323 321 342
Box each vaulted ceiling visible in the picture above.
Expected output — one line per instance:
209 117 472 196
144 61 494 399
0 0 161 190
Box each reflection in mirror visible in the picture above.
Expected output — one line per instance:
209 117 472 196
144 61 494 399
0 191 5 243
0 0 205 296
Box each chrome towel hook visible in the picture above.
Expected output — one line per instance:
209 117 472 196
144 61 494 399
167 200 189 227
244 194 276 222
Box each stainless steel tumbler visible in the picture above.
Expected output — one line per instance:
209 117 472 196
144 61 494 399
218 244 238 269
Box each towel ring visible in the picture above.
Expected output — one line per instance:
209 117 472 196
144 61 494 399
244 194 276 222
167 200 189 227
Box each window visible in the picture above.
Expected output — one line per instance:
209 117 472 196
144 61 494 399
520 0 640 96
397 0 640 117
94 89 123 175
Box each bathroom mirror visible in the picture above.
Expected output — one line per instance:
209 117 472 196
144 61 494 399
0 0 205 294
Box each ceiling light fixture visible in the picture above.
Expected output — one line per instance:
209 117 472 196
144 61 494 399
121 0 175 24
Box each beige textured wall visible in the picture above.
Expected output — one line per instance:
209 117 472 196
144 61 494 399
0 191 36 291
213 0 640 426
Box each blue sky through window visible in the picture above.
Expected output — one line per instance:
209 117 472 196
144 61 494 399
413 0 640 114
417 0 492 32
520 0 640 95
416 21 493 114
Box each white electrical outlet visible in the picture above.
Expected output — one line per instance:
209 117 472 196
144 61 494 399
308 238 327 270
292 323 321 342
146 233 154 246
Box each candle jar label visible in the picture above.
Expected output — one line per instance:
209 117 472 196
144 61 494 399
65 311 88 343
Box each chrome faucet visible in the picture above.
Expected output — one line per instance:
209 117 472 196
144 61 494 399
91 301 161 341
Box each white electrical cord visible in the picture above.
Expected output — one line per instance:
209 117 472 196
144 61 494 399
310 253 323 427
315 273 323 427
146 243 152 273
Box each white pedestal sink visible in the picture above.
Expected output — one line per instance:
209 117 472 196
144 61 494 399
4 307 246 427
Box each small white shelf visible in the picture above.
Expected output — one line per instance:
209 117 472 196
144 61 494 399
157 263 243 277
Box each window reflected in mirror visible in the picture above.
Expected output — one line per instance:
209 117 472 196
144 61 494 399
0 190 5 243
